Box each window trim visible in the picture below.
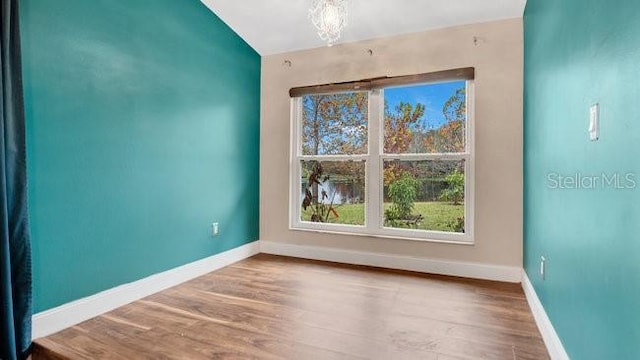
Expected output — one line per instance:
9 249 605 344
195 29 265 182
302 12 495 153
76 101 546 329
289 77 475 244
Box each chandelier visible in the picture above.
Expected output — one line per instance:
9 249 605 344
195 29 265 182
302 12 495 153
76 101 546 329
309 0 348 46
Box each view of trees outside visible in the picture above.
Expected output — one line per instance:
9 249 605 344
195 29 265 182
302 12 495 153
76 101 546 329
300 81 466 233
300 92 368 225
301 92 368 156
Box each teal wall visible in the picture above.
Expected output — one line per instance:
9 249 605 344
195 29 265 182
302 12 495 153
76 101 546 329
20 0 260 312
524 0 640 359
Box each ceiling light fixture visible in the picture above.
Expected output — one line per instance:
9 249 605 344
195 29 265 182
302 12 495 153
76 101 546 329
309 0 348 47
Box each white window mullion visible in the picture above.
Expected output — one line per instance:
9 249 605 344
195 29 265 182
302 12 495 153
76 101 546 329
297 155 369 162
366 89 382 233
380 153 469 161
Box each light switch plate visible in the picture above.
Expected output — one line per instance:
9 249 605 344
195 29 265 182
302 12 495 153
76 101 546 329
589 104 599 141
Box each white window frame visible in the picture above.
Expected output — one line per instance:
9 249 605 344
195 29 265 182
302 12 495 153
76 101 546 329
289 80 475 244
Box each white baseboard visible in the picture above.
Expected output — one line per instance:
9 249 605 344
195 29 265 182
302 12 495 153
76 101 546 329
32 241 260 339
522 272 570 360
260 240 522 283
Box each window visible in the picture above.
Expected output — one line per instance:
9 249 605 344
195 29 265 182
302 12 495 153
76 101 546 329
290 70 474 243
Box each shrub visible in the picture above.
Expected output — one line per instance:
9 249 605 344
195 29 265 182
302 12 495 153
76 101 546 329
446 216 465 233
386 172 418 220
439 170 464 205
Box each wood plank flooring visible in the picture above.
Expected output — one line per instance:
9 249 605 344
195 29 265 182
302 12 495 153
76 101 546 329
33 254 549 360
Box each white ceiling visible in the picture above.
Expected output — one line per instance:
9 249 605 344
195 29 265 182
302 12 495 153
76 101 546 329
201 0 527 55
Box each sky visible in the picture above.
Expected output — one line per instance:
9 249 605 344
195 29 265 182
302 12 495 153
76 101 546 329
384 80 466 129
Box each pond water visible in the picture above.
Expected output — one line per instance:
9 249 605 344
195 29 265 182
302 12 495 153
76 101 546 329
301 178 453 204
301 179 364 205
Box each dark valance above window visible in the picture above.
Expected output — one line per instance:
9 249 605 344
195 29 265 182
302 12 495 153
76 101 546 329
289 67 475 97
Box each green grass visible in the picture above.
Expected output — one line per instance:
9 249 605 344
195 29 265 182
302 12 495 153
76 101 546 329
301 203 365 226
301 202 464 232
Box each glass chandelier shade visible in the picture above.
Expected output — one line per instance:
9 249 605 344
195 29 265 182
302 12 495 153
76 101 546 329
309 0 348 46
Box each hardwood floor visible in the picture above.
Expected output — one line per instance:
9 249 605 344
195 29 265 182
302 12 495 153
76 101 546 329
33 254 549 360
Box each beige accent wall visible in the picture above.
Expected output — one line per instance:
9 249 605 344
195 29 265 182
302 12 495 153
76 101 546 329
260 18 523 267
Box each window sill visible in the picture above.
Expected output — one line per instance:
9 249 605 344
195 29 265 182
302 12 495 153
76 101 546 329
288 225 475 246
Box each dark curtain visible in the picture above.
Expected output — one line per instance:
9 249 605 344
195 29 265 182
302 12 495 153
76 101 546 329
0 0 32 359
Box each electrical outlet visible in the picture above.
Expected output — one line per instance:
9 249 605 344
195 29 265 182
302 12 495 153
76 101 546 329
540 256 546 280
211 222 219 237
